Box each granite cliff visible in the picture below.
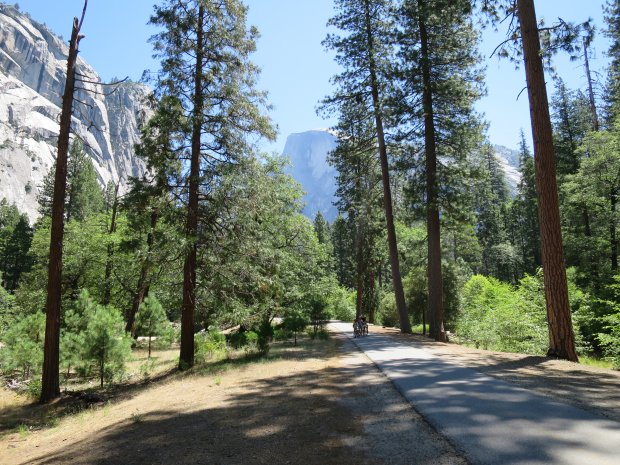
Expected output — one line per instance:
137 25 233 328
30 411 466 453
283 130 522 224
282 130 339 222
0 4 148 220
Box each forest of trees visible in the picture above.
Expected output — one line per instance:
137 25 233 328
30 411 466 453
1 0 620 403
322 0 620 365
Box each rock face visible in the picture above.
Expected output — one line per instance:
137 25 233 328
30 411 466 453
493 144 521 196
283 131 523 224
0 4 148 220
282 130 339 222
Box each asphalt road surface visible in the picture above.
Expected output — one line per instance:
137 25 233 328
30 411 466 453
330 322 620 465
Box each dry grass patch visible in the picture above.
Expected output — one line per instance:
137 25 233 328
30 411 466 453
0 334 466 465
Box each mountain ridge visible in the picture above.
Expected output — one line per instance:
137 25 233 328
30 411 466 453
283 130 522 223
0 3 148 220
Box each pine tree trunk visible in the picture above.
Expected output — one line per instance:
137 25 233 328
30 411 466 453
583 37 600 132
126 211 158 335
580 38 597 277
103 183 119 306
418 0 446 342
611 187 618 271
354 159 364 319
369 270 376 323
517 0 578 362
363 0 411 333
355 236 364 319
573 66 598 283
40 6 86 403
180 4 205 370
100 348 105 388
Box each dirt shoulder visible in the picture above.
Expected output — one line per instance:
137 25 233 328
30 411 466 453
370 325 620 423
1 335 467 465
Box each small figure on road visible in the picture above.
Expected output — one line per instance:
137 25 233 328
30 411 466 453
353 317 362 337
360 316 368 335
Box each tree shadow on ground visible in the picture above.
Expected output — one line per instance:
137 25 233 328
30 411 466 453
0 366 180 435
15 362 380 465
0 339 337 435
366 328 620 422
4 334 468 465
341 328 620 465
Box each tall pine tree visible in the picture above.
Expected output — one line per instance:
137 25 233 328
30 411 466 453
38 140 104 222
509 131 540 276
323 0 411 332
396 0 484 340
604 0 620 124
149 0 275 368
327 100 386 320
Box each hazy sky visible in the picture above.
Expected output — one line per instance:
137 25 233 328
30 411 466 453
14 0 611 154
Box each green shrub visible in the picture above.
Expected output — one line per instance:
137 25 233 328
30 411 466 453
245 330 258 346
596 276 620 368
329 287 355 321
227 330 259 350
403 262 468 330
273 328 293 341
282 310 308 345
60 308 86 382
404 268 427 326
227 330 245 349
0 311 45 380
598 316 620 368
377 293 399 327
195 330 227 362
306 288 330 337
135 296 169 358
82 303 132 387
152 323 176 350
456 274 547 354
316 328 329 340
26 379 42 399
0 284 18 336
306 327 330 340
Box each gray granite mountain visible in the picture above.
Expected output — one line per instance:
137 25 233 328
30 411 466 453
493 144 521 195
283 130 522 224
0 4 148 220
282 130 339 222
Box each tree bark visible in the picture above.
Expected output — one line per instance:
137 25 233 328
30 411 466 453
418 0 446 342
40 2 87 403
100 347 105 388
354 157 364 320
103 183 119 306
363 0 411 333
180 4 205 369
355 227 364 319
517 0 578 362
368 270 376 323
583 37 600 132
611 187 618 271
126 210 158 335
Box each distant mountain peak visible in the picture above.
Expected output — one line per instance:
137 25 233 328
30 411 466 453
282 130 338 222
284 132 523 222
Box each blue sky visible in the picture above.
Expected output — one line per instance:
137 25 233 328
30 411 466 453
15 0 611 154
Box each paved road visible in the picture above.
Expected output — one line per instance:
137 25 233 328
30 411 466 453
330 322 620 465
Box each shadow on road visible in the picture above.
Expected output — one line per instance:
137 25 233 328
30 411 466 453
344 328 620 465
